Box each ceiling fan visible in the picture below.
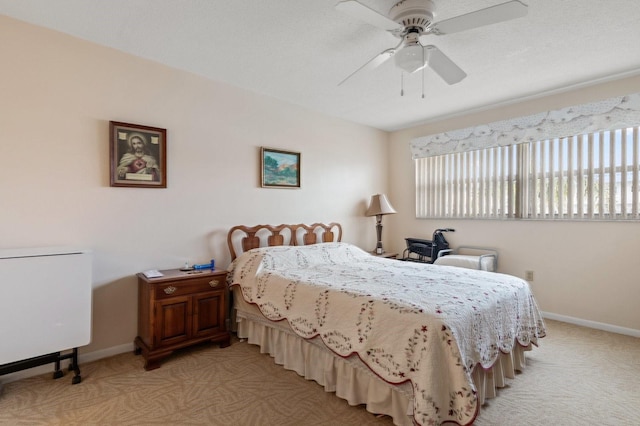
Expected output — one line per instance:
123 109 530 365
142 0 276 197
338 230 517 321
336 0 528 87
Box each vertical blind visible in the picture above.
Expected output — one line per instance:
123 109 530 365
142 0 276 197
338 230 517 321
416 145 519 219
416 127 640 220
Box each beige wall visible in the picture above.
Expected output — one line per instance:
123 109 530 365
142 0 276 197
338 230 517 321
2 13 638 374
388 75 640 333
0 17 390 357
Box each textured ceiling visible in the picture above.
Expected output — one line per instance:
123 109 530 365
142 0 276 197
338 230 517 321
2 0 640 131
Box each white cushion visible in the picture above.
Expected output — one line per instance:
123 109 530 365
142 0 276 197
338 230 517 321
434 254 496 272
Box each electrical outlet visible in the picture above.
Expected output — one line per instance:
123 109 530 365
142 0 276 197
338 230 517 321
525 270 534 281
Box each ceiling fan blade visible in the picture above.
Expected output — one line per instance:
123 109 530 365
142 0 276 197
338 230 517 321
338 47 396 86
430 0 528 35
335 0 402 31
424 45 467 85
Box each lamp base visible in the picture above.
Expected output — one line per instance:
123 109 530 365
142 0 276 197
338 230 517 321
374 218 384 254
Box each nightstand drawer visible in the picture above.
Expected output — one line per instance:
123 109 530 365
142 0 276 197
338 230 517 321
154 275 225 299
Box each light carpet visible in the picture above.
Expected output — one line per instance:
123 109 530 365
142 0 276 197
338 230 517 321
0 319 638 425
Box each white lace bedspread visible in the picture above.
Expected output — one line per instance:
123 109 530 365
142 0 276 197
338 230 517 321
227 242 546 426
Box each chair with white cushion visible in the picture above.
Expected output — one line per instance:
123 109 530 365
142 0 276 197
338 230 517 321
434 246 498 272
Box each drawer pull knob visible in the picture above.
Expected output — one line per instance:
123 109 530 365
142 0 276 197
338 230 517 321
209 280 220 287
164 286 177 295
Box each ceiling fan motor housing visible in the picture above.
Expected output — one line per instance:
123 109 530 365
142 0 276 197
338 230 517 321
389 0 435 34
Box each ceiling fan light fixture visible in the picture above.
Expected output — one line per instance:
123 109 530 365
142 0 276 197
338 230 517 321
394 43 425 73
336 0 527 86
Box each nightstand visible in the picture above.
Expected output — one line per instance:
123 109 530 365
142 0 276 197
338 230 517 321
134 268 231 370
371 251 399 259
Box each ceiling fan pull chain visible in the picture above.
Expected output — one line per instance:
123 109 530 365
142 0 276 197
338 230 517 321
422 49 425 99
401 72 404 96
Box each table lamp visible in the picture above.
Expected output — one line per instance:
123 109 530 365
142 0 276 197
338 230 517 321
365 194 397 254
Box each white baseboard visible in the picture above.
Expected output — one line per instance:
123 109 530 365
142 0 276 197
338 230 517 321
80 342 135 364
542 311 640 338
0 342 135 385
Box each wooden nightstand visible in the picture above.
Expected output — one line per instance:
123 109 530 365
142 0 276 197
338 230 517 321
371 251 399 259
134 268 231 370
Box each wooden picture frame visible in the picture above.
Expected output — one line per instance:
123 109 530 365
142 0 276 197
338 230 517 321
261 147 301 189
109 121 167 188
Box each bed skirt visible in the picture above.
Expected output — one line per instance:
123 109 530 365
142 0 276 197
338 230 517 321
234 304 532 426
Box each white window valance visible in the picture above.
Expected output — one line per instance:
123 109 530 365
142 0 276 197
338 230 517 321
410 92 640 159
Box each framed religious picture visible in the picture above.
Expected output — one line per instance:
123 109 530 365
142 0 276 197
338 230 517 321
260 147 301 189
109 121 167 188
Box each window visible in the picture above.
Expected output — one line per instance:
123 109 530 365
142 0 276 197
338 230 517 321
416 127 640 220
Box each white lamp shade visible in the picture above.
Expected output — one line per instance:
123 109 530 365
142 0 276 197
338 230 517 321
365 194 397 216
395 44 426 74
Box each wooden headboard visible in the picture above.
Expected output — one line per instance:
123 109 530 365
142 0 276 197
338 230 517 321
227 223 342 260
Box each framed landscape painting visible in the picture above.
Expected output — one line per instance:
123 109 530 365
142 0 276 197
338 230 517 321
261 147 301 189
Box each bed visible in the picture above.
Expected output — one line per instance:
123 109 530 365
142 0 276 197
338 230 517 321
226 223 546 426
